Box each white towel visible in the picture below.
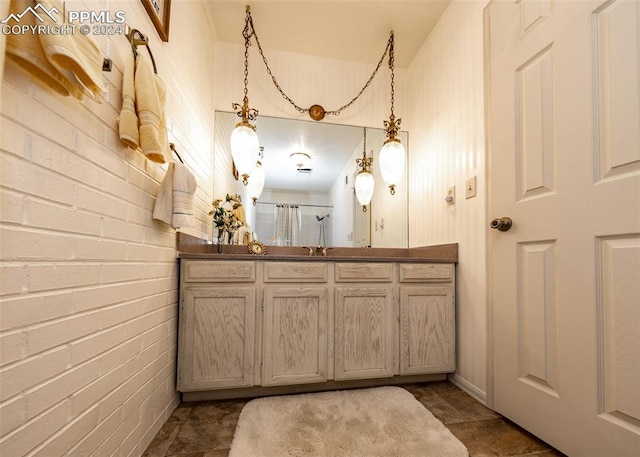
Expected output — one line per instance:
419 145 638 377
171 162 197 228
152 163 174 226
153 162 197 229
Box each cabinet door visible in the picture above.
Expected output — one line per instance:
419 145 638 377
178 287 255 391
334 286 394 380
262 287 328 386
399 286 455 375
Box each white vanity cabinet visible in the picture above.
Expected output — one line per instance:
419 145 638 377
334 263 395 381
398 264 455 375
178 257 456 397
261 262 329 387
178 261 257 391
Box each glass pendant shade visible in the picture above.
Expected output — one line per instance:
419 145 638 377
230 123 260 184
379 139 406 192
247 161 265 204
355 171 375 207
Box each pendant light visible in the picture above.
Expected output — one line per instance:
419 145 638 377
247 148 265 205
355 128 375 212
379 32 405 195
230 6 259 186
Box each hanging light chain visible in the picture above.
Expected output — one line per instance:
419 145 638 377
363 125 367 152
388 31 396 119
245 7 395 118
326 35 392 116
382 31 401 143
249 15 307 114
355 127 374 213
356 127 373 171
242 8 250 102
232 6 258 123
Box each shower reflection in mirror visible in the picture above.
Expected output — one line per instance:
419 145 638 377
256 202 333 247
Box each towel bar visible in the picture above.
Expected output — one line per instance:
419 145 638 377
127 27 157 74
170 143 184 164
102 25 152 72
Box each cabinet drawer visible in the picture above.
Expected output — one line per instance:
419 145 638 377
398 263 453 282
334 263 393 282
264 262 328 282
182 260 255 282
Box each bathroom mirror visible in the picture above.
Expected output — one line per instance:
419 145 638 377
214 111 408 248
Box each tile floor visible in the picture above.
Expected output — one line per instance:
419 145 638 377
143 381 566 457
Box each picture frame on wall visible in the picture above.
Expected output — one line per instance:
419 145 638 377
141 0 171 42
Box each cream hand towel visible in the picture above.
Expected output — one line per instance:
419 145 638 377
37 0 106 101
152 162 197 229
5 0 83 99
118 51 139 149
135 51 169 163
171 162 197 228
152 163 174 226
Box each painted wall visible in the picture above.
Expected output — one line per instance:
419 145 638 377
406 0 489 399
330 140 360 247
370 129 409 249
0 0 216 454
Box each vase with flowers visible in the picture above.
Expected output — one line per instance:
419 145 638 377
210 194 245 253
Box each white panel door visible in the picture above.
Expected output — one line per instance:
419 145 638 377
487 0 640 455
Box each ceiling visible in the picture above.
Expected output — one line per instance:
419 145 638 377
216 111 367 193
205 1 451 68
254 116 365 193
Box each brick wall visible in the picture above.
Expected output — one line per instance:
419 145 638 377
0 1 215 455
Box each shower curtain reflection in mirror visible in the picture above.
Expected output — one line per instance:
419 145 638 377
253 202 333 247
316 213 330 247
274 204 301 246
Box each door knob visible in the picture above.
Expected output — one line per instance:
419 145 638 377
490 217 512 231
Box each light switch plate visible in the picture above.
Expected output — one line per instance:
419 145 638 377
465 176 477 199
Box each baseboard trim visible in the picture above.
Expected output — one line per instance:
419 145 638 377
181 374 448 402
448 373 487 405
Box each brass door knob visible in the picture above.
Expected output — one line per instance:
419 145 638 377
490 217 512 231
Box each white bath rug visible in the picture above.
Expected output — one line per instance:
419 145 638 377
229 386 469 457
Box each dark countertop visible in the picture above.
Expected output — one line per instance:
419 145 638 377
177 233 458 263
